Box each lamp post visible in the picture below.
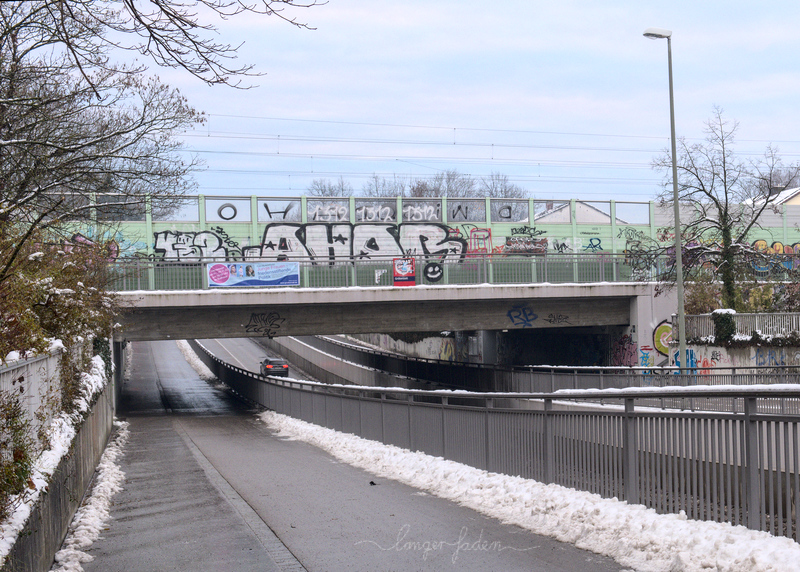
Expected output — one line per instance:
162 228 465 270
644 27 687 373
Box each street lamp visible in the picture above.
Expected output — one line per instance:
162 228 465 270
644 27 688 373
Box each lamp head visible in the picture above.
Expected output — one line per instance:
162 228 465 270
643 27 672 39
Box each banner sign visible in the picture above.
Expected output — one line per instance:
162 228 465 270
207 262 300 287
393 257 416 286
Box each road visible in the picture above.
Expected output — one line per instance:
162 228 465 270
80 339 624 571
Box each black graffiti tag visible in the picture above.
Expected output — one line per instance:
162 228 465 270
245 312 285 337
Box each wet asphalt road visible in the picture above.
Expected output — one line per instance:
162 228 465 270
80 339 626 571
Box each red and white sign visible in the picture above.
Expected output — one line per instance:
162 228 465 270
393 257 416 286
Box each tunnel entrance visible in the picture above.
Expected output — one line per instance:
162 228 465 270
500 326 626 367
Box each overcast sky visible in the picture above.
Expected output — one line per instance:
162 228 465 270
165 1 800 202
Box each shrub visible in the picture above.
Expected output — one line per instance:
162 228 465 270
712 310 736 344
0 391 34 522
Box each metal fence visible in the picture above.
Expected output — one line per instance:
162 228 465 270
189 339 800 542
298 335 800 413
686 313 800 340
107 253 669 291
0 349 65 454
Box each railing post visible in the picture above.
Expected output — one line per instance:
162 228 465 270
744 397 761 530
623 398 639 505
485 398 493 472
543 398 554 484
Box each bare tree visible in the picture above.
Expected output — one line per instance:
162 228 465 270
3 1 321 88
650 107 800 309
307 177 353 197
361 174 408 197
0 0 321 282
480 172 527 198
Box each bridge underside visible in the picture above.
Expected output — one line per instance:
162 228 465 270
116 284 637 342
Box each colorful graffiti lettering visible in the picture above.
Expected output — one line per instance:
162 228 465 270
495 236 548 255
653 320 672 356
65 233 120 261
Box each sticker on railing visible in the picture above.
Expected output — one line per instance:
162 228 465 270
393 257 416 286
207 262 300 287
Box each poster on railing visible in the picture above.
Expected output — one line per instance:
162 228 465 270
206 262 300 287
393 257 416 286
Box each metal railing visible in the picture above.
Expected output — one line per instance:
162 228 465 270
299 335 800 413
0 349 65 454
107 253 669 291
686 313 800 340
189 339 800 542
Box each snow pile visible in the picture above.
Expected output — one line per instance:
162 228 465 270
176 340 217 382
0 355 109 566
260 411 800 572
50 420 130 572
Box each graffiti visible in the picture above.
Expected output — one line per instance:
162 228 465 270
448 200 486 222
673 348 698 372
552 240 572 253
507 305 538 328
751 239 800 274
209 226 241 252
639 345 655 371
262 201 300 221
243 223 467 272
490 201 528 222
245 312 285 337
582 238 603 252
403 202 441 222
495 236 547 255
698 356 716 376
439 339 456 361
308 202 348 222
153 230 240 260
443 225 491 255
66 233 120 261
355 203 396 223
756 347 786 367
510 226 545 237
544 314 571 324
217 203 238 220
653 320 672 356
611 334 636 367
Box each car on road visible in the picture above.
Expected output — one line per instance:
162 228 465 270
260 357 289 377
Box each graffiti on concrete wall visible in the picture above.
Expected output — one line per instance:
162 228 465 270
245 312 285 337
507 305 538 328
611 333 636 367
653 320 672 357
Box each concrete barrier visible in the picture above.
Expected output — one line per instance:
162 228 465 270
1 382 115 572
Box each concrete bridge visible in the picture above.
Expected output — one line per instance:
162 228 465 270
115 281 669 343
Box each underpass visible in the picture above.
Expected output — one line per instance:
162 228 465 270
80 339 622 571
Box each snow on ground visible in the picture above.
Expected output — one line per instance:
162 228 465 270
50 421 130 572
176 340 218 383
259 410 800 572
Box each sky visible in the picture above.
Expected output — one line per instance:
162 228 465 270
157 1 800 203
